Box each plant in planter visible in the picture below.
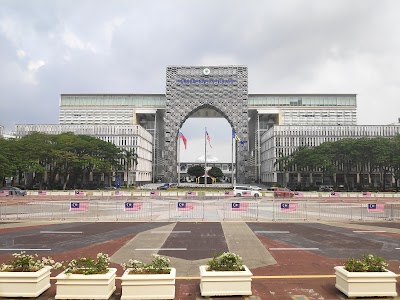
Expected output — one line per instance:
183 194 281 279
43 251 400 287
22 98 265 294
0 251 62 297
335 254 398 297
199 252 253 297
55 253 117 300
120 254 176 300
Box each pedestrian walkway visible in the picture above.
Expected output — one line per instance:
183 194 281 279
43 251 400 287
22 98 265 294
0 220 399 299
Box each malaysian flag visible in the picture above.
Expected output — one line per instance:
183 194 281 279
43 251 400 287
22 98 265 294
224 191 234 196
114 191 123 196
177 202 195 211
242 191 252 196
150 191 160 197
179 132 187 149
38 191 47 196
330 192 341 197
231 202 249 211
367 203 385 212
293 192 304 198
187 191 197 196
124 202 143 211
70 202 89 211
205 130 212 148
280 203 298 212
75 191 86 196
0 190 8 197
362 192 372 197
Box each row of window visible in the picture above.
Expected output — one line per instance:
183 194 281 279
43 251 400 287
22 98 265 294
61 95 165 107
249 96 356 107
60 95 356 109
274 125 400 137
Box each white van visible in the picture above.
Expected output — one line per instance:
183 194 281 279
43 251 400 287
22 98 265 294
233 185 261 197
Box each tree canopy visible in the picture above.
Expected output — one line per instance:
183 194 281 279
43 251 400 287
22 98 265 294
187 165 205 178
0 132 123 189
280 135 400 191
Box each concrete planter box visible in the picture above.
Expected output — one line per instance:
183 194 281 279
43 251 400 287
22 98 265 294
55 268 117 299
0 266 52 297
334 266 398 297
199 265 252 296
121 268 176 299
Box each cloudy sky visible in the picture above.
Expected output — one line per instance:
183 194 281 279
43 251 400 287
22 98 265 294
1 0 400 162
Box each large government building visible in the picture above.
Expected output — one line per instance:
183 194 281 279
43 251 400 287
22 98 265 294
15 65 400 188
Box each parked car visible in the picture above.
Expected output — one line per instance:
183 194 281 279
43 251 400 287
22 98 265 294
250 186 262 191
169 183 178 189
319 185 333 192
157 183 170 190
273 187 294 198
233 185 261 197
267 186 279 191
0 187 27 196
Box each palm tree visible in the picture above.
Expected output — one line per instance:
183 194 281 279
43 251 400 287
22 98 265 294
123 149 138 188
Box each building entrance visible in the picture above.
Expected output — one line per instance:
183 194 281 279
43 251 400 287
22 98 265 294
163 66 250 183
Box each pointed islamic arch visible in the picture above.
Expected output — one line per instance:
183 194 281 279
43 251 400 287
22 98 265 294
163 66 249 183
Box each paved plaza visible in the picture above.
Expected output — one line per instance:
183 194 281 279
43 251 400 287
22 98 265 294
0 218 399 299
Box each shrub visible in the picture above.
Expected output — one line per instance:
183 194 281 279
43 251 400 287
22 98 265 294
0 251 62 272
63 253 110 275
344 254 388 272
206 252 245 271
122 254 171 274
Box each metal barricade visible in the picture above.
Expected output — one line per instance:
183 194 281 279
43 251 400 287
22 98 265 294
97 200 122 220
255 201 274 221
387 203 400 220
0 202 19 220
0 199 398 222
0 201 6 219
311 203 357 221
223 201 258 221
16 202 58 220
169 201 204 220
115 201 153 220
62 201 99 220
360 203 388 220
272 201 307 221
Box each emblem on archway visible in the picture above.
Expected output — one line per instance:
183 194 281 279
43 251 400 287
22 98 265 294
163 66 249 183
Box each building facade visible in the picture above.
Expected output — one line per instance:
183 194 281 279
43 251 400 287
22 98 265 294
57 89 357 183
22 66 400 186
15 124 153 185
261 125 400 187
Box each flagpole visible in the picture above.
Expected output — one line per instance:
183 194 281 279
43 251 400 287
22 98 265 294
204 127 207 188
177 133 180 187
231 131 234 187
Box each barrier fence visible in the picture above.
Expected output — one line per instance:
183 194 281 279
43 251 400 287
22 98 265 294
0 200 399 222
5 190 400 199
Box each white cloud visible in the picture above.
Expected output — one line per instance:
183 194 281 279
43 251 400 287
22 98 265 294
1 0 400 132
27 59 45 72
16 49 26 59
63 30 97 53
0 17 17 42
104 16 125 42
22 59 46 84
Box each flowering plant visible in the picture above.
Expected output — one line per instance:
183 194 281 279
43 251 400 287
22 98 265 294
206 252 245 271
122 254 171 274
344 254 388 272
63 253 110 275
0 251 62 272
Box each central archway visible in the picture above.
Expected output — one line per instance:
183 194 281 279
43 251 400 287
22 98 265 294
163 66 249 183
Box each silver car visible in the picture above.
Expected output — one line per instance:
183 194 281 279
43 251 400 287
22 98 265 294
0 187 27 196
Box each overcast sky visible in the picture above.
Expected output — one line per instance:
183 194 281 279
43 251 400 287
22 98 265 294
1 0 400 162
